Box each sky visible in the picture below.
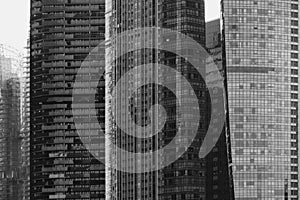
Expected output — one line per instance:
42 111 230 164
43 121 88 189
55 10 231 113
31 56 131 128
206 0 221 22
0 0 220 54
0 0 30 54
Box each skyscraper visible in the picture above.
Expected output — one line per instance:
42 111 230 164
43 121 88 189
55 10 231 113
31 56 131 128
0 45 23 200
222 0 299 199
205 19 233 200
30 0 105 199
20 41 30 200
106 0 207 199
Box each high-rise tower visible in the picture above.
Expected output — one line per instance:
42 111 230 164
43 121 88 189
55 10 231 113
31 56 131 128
205 19 233 200
20 41 30 200
222 0 299 199
0 45 23 200
106 0 207 199
30 0 105 199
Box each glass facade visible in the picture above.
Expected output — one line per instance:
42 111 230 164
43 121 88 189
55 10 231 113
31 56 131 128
30 0 105 199
222 0 299 199
106 0 207 199
0 47 23 200
20 41 30 200
105 1 160 199
205 19 233 200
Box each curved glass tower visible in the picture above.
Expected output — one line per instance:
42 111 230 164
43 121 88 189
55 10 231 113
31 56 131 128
222 0 299 199
105 0 207 199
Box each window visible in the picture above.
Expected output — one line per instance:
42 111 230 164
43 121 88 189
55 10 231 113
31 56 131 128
291 12 298 18
257 9 267 15
291 159 298 165
291 4 299 10
292 77 298 83
246 181 255 186
292 102 298 108
291 69 298 75
291 20 298 26
291 36 298 42
292 86 298 92
292 182 298 188
230 25 238 30
292 166 298 172
250 59 258 65
291 45 298 51
291 126 298 131
291 110 298 115
292 28 298 34
236 124 243 129
292 53 298 59
230 42 238 48
234 108 244 113
259 42 266 48
292 118 298 123
232 58 241 64
232 8 237 14
292 61 298 67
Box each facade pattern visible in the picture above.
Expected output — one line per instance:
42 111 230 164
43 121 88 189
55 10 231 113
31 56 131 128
0 46 23 200
222 0 299 199
106 0 207 199
20 42 30 200
30 0 105 199
205 19 233 200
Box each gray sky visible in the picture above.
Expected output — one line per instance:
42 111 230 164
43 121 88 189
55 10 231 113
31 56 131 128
0 0 220 54
206 0 221 22
0 0 30 54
